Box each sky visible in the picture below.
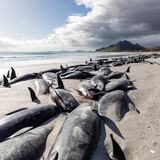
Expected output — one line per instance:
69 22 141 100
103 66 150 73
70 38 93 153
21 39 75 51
0 0 159 51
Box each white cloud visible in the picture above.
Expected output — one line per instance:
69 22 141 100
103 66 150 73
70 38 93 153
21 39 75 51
0 0 160 51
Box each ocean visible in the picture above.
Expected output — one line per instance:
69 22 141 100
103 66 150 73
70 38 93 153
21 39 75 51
0 51 138 69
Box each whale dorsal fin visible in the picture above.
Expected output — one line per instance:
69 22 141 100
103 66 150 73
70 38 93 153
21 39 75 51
10 67 17 80
2 75 10 87
57 73 64 89
28 87 41 104
125 66 130 73
7 70 10 78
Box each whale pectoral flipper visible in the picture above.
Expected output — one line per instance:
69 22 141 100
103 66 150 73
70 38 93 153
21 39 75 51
129 103 140 114
28 87 41 104
124 73 130 80
99 115 125 140
110 134 126 160
127 95 140 114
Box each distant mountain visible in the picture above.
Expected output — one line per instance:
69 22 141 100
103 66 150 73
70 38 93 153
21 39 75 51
96 40 145 52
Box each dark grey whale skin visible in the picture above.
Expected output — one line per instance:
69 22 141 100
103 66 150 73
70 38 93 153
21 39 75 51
77 81 95 97
9 73 37 85
50 89 79 112
40 68 60 74
48 105 100 160
105 79 133 92
107 72 124 79
90 75 108 91
0 105 58 142
62 71 95 79
98 90 129 121
0 122 53 160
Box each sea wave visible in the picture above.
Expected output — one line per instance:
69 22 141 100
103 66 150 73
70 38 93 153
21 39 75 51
0 51 140 69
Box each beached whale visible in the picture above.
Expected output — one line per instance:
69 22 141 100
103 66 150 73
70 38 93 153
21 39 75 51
42 72 57 85
34 79 50 95
0 120 54 160
100 66 112 76
112 61 125 67
107 71 125 79
0 105 58 142
76 81 105 100
60 70 75 77
98 90 130 121
47 103 125 160
47 104 100 160
75 65 99 72
62 71 95 79
90 75 108 91
76 81 95 97
50 89 79 112
9 73 39 85
105 79 135 92
40 68 60 74
107 66 131 80
67 64 89 69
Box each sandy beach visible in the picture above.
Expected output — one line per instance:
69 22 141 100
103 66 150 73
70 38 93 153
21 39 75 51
0 52 160 160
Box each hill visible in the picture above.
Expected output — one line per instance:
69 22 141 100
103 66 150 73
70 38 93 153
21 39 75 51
96 40 145 52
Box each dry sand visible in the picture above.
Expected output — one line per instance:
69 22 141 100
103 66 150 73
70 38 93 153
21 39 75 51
0 54 160 159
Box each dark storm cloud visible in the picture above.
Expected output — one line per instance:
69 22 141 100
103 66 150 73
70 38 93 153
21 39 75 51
48 0 160 49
